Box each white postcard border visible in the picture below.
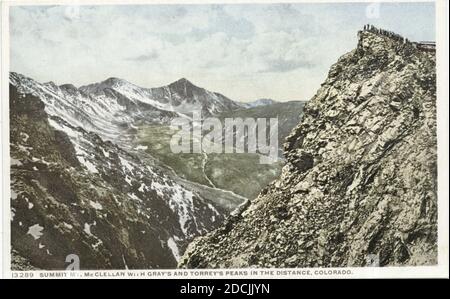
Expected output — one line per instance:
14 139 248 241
1 0 448 279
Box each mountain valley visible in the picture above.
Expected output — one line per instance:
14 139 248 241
9 71 304 269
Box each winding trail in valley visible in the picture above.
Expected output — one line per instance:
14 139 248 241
201 151 217 189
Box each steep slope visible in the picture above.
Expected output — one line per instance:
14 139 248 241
10 84 223 270
179 29 437 268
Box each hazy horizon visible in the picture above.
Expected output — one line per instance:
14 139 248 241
10 2 435 102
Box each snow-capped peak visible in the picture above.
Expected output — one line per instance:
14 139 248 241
242 98 278 108
79 77 134 95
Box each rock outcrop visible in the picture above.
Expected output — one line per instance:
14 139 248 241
179 29 437 268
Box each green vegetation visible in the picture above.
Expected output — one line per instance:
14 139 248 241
136 124 283 199
136 125 208 185
218 101 305 154
206 152 282 199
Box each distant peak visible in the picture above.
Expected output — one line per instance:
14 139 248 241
78 76 133 94
255 98 277 104
44 81 58 88
103 77 127 85
89 76 128 87
168 77 201 92
243 98 278 108
60 83 77 89
169 77 194 86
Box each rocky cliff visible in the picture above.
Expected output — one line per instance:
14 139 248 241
179 29 437 268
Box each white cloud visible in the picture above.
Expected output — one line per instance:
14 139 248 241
10 3 435 102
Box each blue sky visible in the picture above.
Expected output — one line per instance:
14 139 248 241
10 2 435 102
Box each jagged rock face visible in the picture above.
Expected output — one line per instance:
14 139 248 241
10 84 223 270
179 31 437 268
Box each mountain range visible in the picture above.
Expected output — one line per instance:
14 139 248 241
9 71 304 269
242 98 278 108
